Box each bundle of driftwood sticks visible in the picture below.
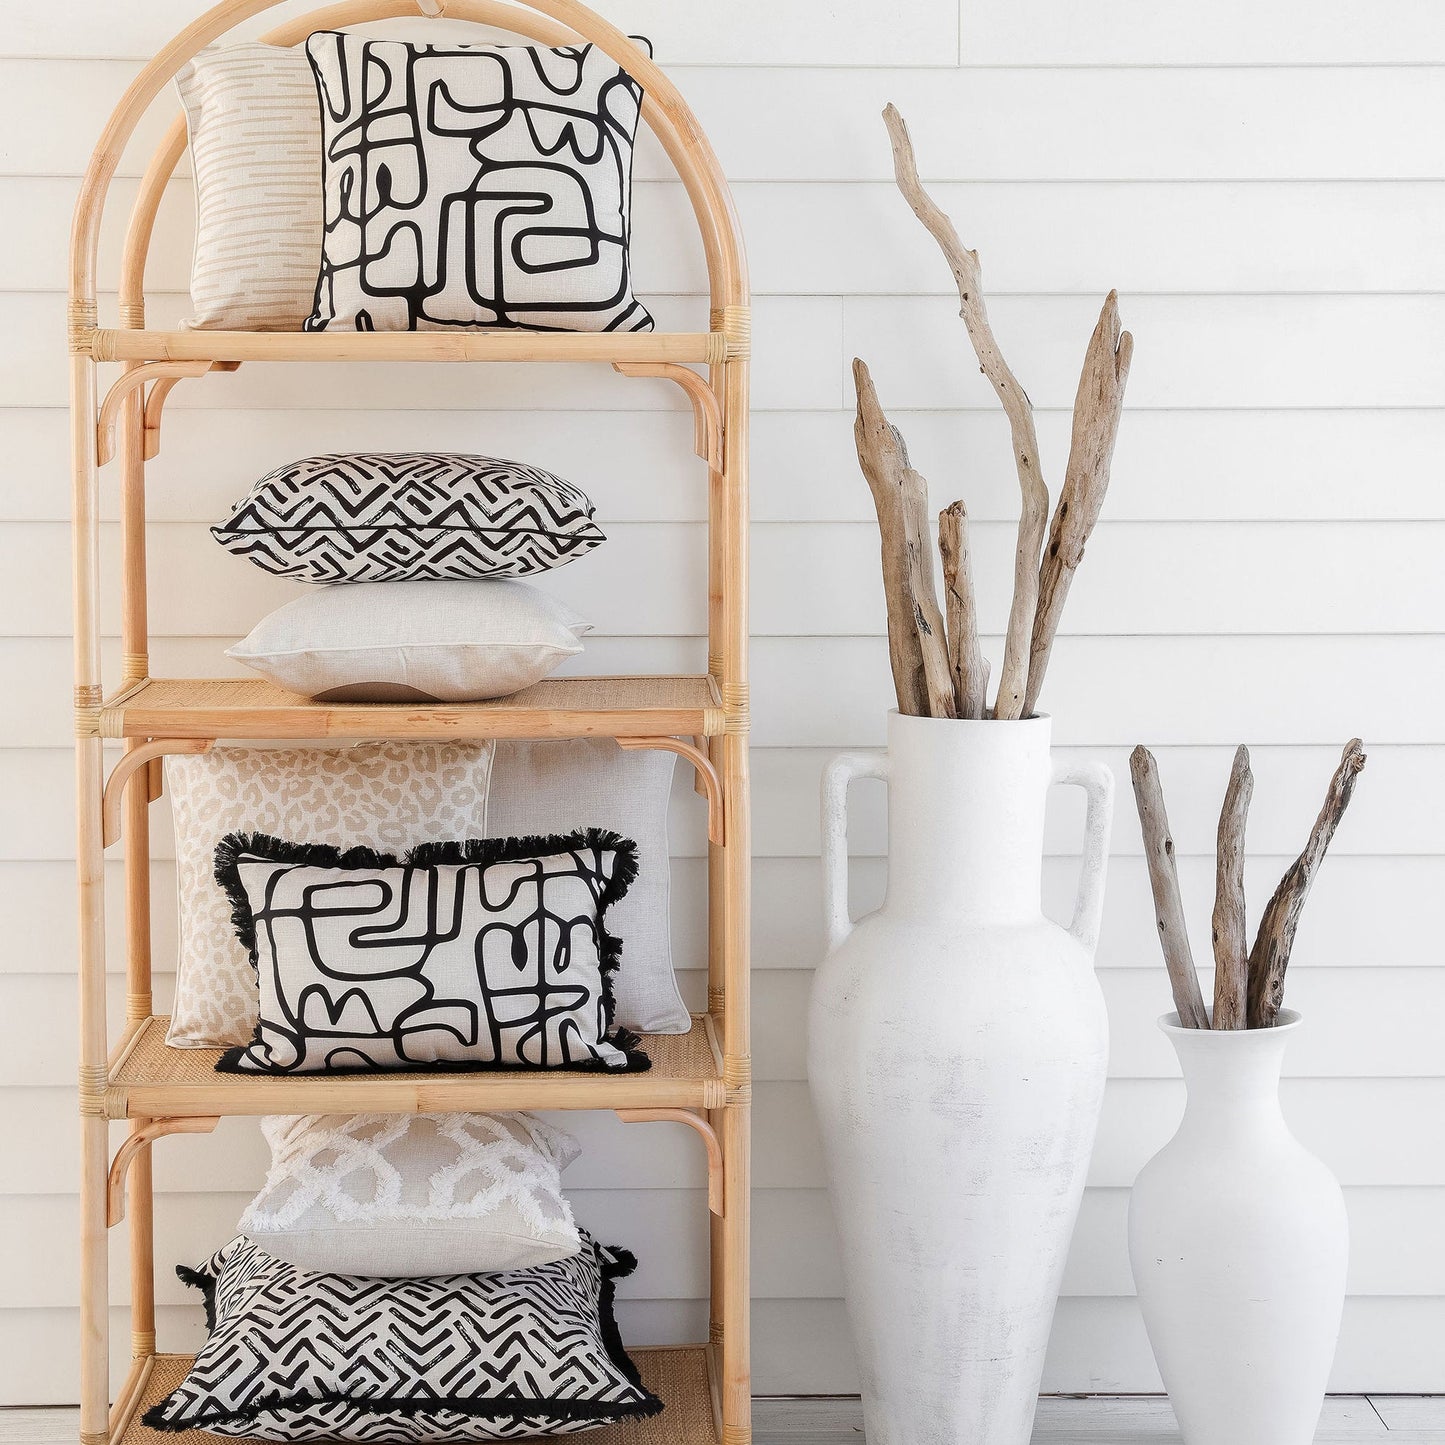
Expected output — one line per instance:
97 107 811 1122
1130 740 1367 1029
855 105 1133 721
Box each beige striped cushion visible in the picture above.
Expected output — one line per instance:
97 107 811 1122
176 44 323 331
176 25 481 331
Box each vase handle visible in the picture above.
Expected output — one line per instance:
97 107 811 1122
821 751 889 953
1050 759 1115 952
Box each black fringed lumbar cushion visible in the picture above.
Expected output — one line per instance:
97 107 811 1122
213 829 647 1077
142 1231 661 1441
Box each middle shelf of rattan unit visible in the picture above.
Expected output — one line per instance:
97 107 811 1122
104 1014 730 1120
94 674 729 742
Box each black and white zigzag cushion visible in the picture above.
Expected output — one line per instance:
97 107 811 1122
212 452 605 584
141 1231 661 1441
304 32 654 334
214 830 647 1077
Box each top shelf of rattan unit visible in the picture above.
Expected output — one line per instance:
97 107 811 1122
93 675 727 742
84 328 734 366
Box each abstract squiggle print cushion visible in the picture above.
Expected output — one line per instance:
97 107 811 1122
214 829 648 1076
142 1232 661 1441
212 453 605 583
304 33 655 334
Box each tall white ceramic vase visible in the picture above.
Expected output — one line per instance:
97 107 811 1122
809 711 1114 1445
1129 1011 1348 1445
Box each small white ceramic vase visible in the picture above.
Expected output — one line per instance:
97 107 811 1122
809 711 1114 1445
1129 1010 1348 1445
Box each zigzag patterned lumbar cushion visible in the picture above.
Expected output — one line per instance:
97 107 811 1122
304 32 655 334
214 829 648 1077
141 1231 661 1441
212 452 605 584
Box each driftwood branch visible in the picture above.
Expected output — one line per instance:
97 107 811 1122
1024 290 1133 716
852 358 929 715
900 467 958 718
1210 745 1254 1030
937 500 987 718
1130 745 1209 1029
883 102 1048 721
1246 739 1367 1028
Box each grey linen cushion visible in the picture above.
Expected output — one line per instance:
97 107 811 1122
488 739 689 1034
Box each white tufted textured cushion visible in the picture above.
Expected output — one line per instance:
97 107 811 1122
239 1111 581 1277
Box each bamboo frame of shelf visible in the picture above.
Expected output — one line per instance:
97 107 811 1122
68 2 750 1441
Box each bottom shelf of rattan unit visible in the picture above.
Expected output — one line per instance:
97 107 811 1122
111 1347 721 1445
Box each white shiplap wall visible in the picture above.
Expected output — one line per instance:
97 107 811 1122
2 0 1444 1404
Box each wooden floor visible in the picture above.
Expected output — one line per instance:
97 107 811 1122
4 1397 1444 1444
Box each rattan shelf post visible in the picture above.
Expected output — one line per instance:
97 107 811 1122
70 2 750 1441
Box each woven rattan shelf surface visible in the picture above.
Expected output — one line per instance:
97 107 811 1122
113 1347 720 1445
106 1016 727 1119
97 675 728 741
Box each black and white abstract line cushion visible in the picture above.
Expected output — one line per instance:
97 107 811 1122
304 32 654 334
214 829 647 1077
141 1231 661 1441
212 452 605 584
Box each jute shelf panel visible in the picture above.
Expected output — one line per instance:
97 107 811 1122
94 675 727 741
111 1348 721 1445
105 1016 728 1119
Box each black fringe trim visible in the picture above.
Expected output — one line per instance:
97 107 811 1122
212 828 648 1077
175 1263 217 1333
214 1030 650 1077
143 1240 662 1433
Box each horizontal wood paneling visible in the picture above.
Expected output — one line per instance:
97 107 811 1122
6 1072 1443 1201
4 407 1445 526
963 1 1445 65
0 1 959 68
7 634 1444 747
4 1075 1444 1195
4 519 1444 638
4 1185 1442 1310
16 175 1445 296
5 967 1445 1086
2 744 1434 860
7 0 1443 1402
5 62 1442 182
10 293 1445 412
846 293 1445 410
0 851 1434 981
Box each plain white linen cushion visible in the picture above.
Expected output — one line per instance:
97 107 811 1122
488 739 689 1034
165 741 494 1049
226 578 591 702
239 1111 582 1277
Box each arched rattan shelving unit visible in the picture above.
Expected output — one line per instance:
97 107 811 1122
67 3 751 1441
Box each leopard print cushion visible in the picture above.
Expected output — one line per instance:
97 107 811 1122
165 742 494 1048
